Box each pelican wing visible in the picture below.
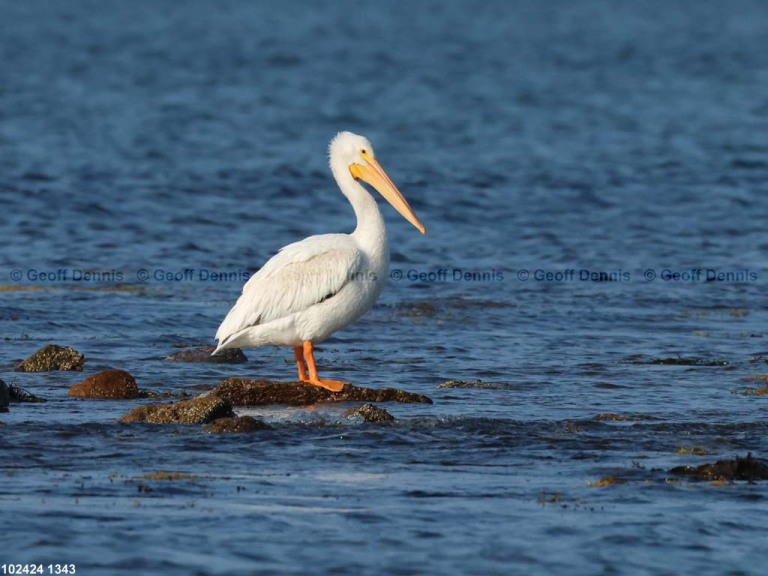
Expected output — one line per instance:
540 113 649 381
215 234 362 344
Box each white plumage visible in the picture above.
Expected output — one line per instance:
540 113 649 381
214 132 425 391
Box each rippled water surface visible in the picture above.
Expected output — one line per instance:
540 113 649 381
2 1 768 574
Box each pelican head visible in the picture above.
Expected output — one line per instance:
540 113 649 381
330 131 426 234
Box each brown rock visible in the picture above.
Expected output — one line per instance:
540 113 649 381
669 453 768 482
343 403 395 423
68 369 139 400
210 378 433 407
119 394 233 425
15 344 85 372
165 345 247 364
204 415 272 433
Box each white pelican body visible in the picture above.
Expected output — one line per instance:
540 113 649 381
214 132 425 391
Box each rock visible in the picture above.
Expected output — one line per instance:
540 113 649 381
204 415 272 433
15 344 85 372
592 413 656 422
669 453 768 482
210 378 433 407
737 386 768 396
395 301 438 318
438 380 515 390
119 394 233 425
0 379 9 413
165 345 247 364
8 384 46 403
343 403 395 423
588 476 626 488
68 369 139 400
630 356 728 367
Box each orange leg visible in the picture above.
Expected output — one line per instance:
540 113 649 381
293 346 307 381
299 340 346 392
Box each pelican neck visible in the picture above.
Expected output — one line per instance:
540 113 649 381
331 163 388 253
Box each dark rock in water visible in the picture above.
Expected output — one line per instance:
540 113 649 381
0 379 9 413
395 301 438 318
669 453 768 482
592 413 657 422
8 384 46 403
119 394 233 425
438 379 515 390
204 415 272 433
15 344 85 372
210 378 433 406
343 403 395 423
68 369 139 400
630 356 728 367
165 345 247 364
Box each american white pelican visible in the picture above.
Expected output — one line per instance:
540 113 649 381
213 131 426 391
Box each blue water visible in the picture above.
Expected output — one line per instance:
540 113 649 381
2 0 768 574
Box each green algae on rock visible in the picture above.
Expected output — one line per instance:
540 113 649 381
210 378 432 407
343 403 395 423
68 369 139 400
204 415 272 433
119 394 233 425
165 345 247 364
15 344 85 372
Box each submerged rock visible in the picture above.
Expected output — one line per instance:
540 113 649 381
165 345 247 364
68 369 139 400
204 415 271 433
669 453 768 482
0 379 8 413
15 344 85 372
343 403 395 423
210 378 433 406
8 384 46 403
395 301 438 318
119 394 233 425
592 413 657 422
630 356 728 367
438 380 516 390
588 476 626 488
736 386 768 396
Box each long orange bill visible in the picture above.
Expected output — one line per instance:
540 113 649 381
350 156 426 234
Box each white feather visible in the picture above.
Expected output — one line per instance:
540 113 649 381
212 131 424 367
215 234 363 348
